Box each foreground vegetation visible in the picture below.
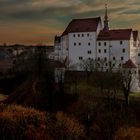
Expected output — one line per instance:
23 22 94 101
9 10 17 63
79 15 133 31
0 94 140 140
0 52 140 140
0 104 85 140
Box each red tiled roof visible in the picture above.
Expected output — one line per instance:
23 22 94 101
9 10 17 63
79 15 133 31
133 31 138 41
62 17 101 36
123 59 137 68
97 29 132 40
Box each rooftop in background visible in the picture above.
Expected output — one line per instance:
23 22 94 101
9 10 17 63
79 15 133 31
0 44 54 49
97 29 132 41
123 59 137 69
62 17 101 36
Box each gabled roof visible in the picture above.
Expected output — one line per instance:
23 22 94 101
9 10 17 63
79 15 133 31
123 59 137 68
62 17 101 36
97 29 132 40
133 31 138 41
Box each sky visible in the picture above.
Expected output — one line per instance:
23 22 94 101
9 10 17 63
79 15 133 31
0 0 140 45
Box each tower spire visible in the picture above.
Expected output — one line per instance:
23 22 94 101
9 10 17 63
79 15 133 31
103 3 109 31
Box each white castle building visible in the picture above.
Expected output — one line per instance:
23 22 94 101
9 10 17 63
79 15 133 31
51 5 140 92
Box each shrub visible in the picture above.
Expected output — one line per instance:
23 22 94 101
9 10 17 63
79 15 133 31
113 126 140 140
52 112 85 140
0 104 51 140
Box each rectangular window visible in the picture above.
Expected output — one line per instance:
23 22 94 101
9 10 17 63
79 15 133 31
120 41 123 45
104 42 107 46
122 48 125 53
121 56 124 60
79 57 83 60
104 49 106 53
138 53 140 56
98 49 101 53
87 33 89 37
104 57 107 61
73 34 75 37
113 57 116 60
78 34 80 37
79 42 81 46
74 43 76 46
82 34 84 37
87 50 92 54
88 42 91 46
98 42 101 46
98 57 100 61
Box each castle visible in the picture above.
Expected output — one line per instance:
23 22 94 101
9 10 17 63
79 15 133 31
51 5 140 92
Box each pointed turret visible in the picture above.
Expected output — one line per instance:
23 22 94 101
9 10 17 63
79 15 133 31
103 4 109 31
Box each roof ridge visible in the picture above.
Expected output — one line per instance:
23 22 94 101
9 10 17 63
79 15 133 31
72 17 101 21
109 29 132 31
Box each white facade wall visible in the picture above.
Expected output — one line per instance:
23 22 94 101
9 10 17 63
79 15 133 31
123 67 140 92
130 33 136 63
135 47 140 68
60 35 69 62
96 21 103 37
97 40 130 70
68 32 97 66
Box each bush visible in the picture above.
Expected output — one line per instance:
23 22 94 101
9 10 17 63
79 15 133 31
51 112 85 140
0 104 51 140
113 126 140 140
0 104 85 140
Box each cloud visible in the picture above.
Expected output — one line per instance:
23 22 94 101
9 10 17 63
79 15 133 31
0 0 139 44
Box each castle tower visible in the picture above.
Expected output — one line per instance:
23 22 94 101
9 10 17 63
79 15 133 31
103 4 109 31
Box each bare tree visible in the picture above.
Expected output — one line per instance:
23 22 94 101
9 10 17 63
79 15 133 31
79 58 95 79
121 71 132 107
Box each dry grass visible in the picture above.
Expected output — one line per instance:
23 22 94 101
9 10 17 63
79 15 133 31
0 94 8 101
